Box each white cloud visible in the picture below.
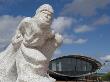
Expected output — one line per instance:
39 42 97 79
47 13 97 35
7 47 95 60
93 15 110 26
0 15 24 50
74 25 94 33
63 34 88 44
54 49 62 56
51 17 74 33
73 38 88 44
63 34 75 44
64 37 88 44
61 0 110 16
52 49 62 59
100 55 110 62
64 38 73 44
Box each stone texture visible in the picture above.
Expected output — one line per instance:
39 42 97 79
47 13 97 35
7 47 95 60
0 4 63 82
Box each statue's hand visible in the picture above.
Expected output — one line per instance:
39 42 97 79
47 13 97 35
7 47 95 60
38 33 63 56
54 33 63 47
12 31 23 50
55 33 63 43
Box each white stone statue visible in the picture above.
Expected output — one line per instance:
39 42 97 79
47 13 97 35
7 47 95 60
0 4 63 82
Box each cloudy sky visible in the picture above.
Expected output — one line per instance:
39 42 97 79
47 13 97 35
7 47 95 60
0 0 110 72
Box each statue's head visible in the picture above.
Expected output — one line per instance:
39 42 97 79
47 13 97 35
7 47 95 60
34 4 54 28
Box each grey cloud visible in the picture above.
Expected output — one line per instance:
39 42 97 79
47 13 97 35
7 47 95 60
100 55 110 62
93 15 110 26
51 17 74 33
73 15 110 33
61 0 110 16
0 15 24 51
0 0 23 4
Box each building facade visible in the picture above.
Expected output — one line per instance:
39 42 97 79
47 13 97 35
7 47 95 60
48 55 102 80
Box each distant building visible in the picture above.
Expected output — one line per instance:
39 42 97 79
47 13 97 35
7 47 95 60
48 55 102 81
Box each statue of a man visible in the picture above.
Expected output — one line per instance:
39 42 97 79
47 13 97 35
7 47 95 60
0 4 63 82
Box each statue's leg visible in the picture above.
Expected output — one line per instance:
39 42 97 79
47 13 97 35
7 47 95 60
15 46 56 82
0 44 17 82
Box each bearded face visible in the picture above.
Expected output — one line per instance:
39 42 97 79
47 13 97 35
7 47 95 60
35 10 53 28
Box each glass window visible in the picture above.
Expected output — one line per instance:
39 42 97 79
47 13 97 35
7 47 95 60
86 62 92 71
81 60 87 71
49 57 93 76
52 62 56 71
58 62 62 71
76 59 82 71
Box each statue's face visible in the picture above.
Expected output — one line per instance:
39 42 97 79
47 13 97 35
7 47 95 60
36 10 53 26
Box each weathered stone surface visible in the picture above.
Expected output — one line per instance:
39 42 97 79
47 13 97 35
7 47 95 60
0 4 63 82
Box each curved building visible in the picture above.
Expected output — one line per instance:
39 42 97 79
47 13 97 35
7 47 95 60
48 55 102 80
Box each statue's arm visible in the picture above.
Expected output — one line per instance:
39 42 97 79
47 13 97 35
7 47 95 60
38 32 63 58
11 17 32 49
16 18 45 47
11 23 24 50
15 18 36 45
